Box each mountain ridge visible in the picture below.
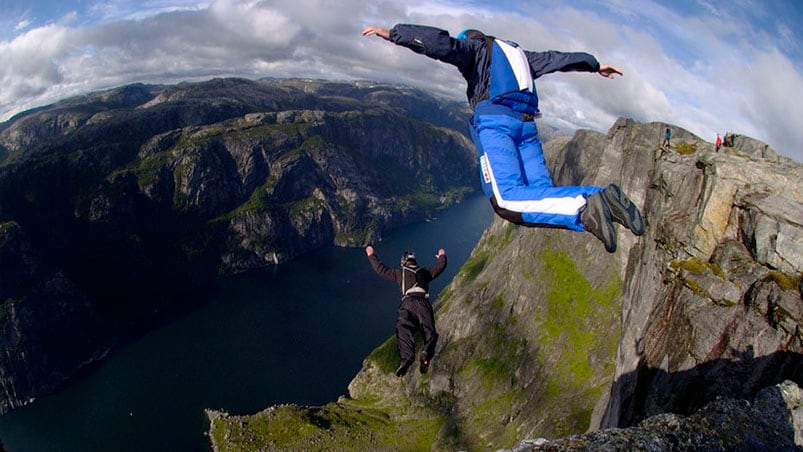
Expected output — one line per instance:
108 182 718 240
0 78 479 415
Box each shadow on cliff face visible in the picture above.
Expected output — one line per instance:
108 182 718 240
604 349 803 429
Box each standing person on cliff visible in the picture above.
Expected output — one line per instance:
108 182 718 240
365 246 447 377
362 24 644 253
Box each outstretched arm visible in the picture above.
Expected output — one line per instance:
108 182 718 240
362 23 474 69
366 246 400 284
528 51 623 80
427 249 448 279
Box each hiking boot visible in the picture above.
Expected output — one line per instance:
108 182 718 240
396 360 413 377
602 184 644 236
581 192 617 253
419 351 431 374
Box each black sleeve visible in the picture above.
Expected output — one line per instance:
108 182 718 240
526 50 600 79
389 23 476 69
426 255 448 280
368 254 401 286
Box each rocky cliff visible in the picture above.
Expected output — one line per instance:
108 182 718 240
208 118 802 450
0 78 478 414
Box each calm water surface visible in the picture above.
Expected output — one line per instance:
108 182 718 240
0 193 493 452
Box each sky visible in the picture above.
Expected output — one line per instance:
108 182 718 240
1 0 802 162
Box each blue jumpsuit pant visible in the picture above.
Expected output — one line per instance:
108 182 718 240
470 101 602 232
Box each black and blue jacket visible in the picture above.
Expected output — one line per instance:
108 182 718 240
389 24 601 115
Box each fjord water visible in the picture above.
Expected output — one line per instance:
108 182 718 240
0 193 493 452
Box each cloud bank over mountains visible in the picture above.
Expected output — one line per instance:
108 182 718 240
2 0 801 162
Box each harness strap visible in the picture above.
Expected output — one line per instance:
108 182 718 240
401 265 429 298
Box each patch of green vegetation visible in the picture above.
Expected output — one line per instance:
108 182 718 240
675 142 698 155
491 293 505 310
334 231 369 245
449 311 526 449
228 183 273 218
671 258 725 279
485 222 516 250
406 192 440 212
680 278 710 297
670 259 722 297
769 304 793 328
130 150 173 187
434 344 463 374
718 298 738 307
365 335 399 374
460 310 524 395
463 390 517 447
545 379 561 398
767 271 801 291
474 356 511 382
300 134 325 150
503 222 515 245
208 400 442 452
555 406 595 438
284 195 324 219
434 286 453 308
460 251 489 282
535 248 621 434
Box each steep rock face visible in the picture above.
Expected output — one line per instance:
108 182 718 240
512 380 802 451
0 222 109 414
0 78 477 414
597 120 803 429
208 118 802 451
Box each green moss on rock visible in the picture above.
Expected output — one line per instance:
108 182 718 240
675 142 697 155
534 248 621 434
365 335 399 374
767 271 801 291
671 258 725 279
208 399 442 452
460 252 488 282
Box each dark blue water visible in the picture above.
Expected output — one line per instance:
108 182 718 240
0 193 492 452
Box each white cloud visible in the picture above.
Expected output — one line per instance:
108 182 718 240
14 19 32 31
0 0 801 162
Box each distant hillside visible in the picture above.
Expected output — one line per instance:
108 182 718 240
0 78 478 415
208 119 803 450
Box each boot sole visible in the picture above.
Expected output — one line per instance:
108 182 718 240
603 184 644 236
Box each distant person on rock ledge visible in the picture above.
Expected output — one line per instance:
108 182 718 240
365 246 447 377
363 24 644 252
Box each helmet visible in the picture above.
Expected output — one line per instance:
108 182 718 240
456 29 485 40
401 251 417 265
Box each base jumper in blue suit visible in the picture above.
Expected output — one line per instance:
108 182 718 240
362 24 644 252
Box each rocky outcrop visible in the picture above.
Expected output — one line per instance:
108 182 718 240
0 79 477 414
513 380 803 451
597 120 803 430
208 118 802 450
